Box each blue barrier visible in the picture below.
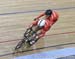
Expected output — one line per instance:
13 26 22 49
14 48 75 59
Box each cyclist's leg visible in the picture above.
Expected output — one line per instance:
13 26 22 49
26 19 46 46
27 29 46 47
27 35 40 47
24 20 38 37
28 24 51 46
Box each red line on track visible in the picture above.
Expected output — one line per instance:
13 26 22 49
0 39 21 43
0 31 75 44
46 31 75 36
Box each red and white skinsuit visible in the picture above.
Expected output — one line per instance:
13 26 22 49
31 11 59 39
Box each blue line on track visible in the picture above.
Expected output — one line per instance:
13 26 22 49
0 42 75 57
0 6 75 15
14 48 75 59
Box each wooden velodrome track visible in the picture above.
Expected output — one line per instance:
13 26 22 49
0 0 75 59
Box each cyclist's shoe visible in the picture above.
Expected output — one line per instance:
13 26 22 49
26 41 32 47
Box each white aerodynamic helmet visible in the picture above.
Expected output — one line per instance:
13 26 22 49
38 19 46 27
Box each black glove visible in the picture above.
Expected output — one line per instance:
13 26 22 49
34 18 37 21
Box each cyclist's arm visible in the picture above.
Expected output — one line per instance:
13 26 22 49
35 12 45 19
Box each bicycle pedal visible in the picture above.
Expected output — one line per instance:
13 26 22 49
25 39 28 42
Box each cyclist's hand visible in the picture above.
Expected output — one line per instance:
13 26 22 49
34 18 39 21
34 18 37 21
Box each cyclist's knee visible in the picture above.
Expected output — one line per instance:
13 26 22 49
27 37 39 46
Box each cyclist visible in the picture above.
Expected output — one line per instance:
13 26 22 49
27 9 59 46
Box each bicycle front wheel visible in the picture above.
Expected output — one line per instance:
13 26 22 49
15 39 25 50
